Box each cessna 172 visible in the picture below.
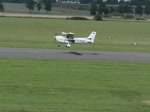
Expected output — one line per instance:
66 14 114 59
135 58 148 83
54 31 96 48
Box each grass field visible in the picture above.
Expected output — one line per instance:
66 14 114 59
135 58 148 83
0 58 150 112
1 3 150 112
0 17 150 52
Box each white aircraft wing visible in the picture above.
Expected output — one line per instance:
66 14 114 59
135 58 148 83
62 32 75 37
62 32 67 36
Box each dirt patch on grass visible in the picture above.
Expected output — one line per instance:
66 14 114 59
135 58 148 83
142 100 150 105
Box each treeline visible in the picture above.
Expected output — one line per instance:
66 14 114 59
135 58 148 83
26 0 53 12
1 0 55 3
1 0 26 3
80 0 149 5
0 0 53 12
1 0 150 5
90 0 150 16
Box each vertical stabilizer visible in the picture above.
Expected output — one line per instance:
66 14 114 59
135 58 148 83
87 31 96 43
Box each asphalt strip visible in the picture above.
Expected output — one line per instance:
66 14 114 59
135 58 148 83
0 48 150 62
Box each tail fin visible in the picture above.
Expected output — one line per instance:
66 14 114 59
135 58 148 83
87 31 96 43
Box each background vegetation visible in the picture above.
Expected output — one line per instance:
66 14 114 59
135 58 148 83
1 0 150 17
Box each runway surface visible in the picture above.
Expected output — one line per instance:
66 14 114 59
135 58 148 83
0 48 150 62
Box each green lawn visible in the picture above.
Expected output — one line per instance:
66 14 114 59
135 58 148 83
0 17 150 52
0 58 150 112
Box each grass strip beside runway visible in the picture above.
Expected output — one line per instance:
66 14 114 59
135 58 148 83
0 17 150 52
0 58 150 112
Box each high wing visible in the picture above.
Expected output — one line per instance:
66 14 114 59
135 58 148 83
61 32 75 44
62 32 75 38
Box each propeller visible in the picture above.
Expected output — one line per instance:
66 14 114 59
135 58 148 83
54 33 57 39
54 32 60 47
54 32 57 41
55 32 57 36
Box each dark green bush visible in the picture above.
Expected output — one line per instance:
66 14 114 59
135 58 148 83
67 17 88 20
94 13 103 21
103 14 111 18
124 14 134 19
136 17 146 20
78 6 85 10
111 12 122 16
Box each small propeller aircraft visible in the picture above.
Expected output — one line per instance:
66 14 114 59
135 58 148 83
54 31 96 48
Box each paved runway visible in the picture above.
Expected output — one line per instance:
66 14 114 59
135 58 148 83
0 48 150 62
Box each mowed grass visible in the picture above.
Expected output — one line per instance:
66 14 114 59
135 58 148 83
0 17 150 52
0 58 150 112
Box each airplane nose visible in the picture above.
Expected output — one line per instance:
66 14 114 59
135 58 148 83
54 33 57 39
55 36 61 42
54 36 57 42
55 36 59 42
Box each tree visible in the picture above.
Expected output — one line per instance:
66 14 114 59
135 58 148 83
131 0 148 5
107 0 118 4
109 6 115 13
95 0 102 4
1 0 24 3
90 1 97 15
98 2 109 15
26 0 35 13
80 0 92 4
135 4 143 16
124 5 132 13
94 12 102 21
145 1 150 15
117 5 124 14
117 5 132 14
36 1 41 11
0 1 4 12
44 0 52 12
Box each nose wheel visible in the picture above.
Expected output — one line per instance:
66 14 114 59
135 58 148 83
58 43 61 47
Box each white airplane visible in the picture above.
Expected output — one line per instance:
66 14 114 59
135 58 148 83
54 31 96 48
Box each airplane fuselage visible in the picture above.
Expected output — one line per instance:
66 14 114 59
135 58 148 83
54 31 96 47
55 36 92 44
